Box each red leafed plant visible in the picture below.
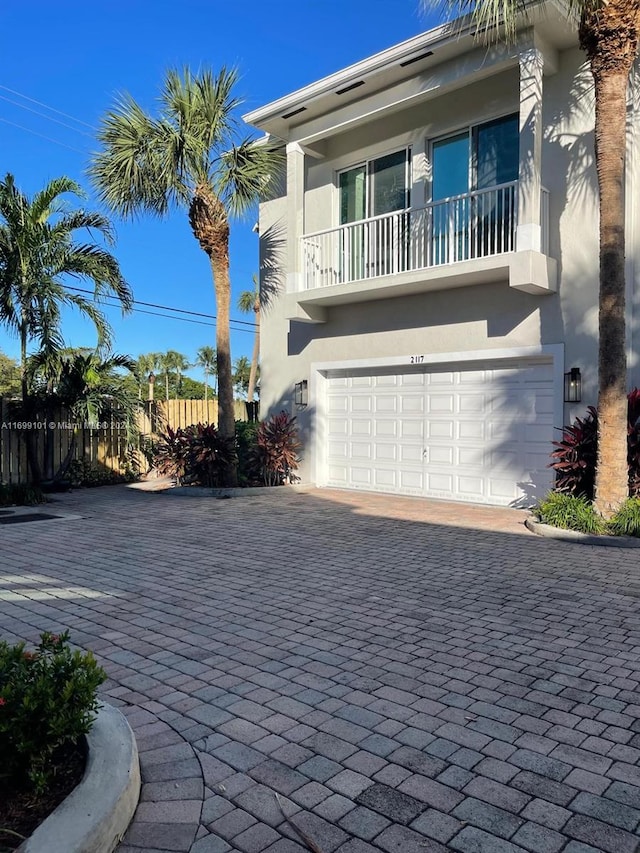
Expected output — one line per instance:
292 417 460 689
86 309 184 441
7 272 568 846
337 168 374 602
550 389 640 499
154 423 236 487
253 411 302 486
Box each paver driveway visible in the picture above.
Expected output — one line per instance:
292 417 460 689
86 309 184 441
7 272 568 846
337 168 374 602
2 485 640 853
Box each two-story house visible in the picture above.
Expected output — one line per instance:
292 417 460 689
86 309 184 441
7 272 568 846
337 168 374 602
244 2 640 507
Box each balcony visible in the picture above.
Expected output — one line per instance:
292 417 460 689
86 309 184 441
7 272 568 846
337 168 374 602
289 183 555 323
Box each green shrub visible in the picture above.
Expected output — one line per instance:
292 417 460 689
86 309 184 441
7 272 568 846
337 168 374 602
0 632 106 793
67 459 129 488
235 420 260 486
535 492 607 534
608 498 640 537
0 483 45 507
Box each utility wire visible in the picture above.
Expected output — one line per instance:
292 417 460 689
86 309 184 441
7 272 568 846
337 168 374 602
0 94 94 137
64 285 258 328
0 116 86 154
99 301 254 334
0 83 95 130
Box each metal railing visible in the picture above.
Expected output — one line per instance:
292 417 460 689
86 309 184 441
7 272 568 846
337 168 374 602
302 182 549 291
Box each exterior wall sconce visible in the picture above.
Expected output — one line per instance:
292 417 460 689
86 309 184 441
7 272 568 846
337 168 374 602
294 380 308 408
564 367 581 403
148 371 156 402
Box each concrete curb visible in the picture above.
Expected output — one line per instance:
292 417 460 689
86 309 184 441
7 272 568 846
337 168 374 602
18 703 140 853
525 516 640 548
164 483 310 498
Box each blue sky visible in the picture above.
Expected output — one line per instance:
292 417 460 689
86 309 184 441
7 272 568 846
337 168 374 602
0 0 437 383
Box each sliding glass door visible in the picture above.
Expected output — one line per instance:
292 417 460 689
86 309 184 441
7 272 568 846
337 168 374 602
430 114 518 264
338 149 410 283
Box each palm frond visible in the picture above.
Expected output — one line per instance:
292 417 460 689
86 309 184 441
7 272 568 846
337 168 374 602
216 137 285 217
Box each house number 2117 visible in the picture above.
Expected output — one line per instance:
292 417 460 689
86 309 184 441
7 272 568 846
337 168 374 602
410 355 425 364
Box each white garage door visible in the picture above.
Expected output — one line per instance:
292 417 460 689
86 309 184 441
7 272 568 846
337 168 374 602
324 358 555 506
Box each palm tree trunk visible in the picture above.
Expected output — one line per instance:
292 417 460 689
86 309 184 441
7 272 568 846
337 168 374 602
592 68 630 517
19 324 41 484
247 302 260 404
165 372 169 402
204 368 209 402
209 254 238 486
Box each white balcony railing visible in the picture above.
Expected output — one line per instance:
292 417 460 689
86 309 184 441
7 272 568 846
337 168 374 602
302 182 549 291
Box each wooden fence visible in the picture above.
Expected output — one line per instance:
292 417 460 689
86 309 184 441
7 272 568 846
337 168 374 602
0 398 249 485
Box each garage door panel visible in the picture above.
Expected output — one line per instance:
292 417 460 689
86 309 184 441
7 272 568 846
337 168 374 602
375 469 397 487
352 396 372 413
376 444 397 461
325 359 555 506
351 419 372 436
376 420 397 437
328 418 348 436
428 421 454 439
375 395 397 413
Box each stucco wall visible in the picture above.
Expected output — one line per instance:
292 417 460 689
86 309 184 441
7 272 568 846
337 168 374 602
259 42 639 484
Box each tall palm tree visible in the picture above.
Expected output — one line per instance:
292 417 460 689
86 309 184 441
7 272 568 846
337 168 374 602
195 345 216 401
0 173 132 480
237 274 260 403
167 351 190 399
0 174 132 396
29 349 138 480
232 355 252 400
89 67 282 486
426 0 639 517
135 352 157 399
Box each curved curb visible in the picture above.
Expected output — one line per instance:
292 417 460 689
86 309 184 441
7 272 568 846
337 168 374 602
525 517 640 548
18 703 141 853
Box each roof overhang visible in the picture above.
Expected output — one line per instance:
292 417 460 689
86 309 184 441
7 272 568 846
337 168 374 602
243 0 576 141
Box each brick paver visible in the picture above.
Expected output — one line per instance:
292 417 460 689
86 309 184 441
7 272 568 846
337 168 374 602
1 484 640 852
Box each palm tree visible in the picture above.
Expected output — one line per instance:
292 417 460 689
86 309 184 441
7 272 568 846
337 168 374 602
237 274 260 403
195 345 216 401
168 351 190 399
89 67 282 486
0 173 132 480
29 349 138 480
233 355 252 400
135 352 157 399
426 1 638 517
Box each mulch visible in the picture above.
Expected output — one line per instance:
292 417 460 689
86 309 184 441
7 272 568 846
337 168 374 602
0 740 86 851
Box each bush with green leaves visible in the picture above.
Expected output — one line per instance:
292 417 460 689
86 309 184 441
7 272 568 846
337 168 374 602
0 632 106 793
608 498 640 537
235 420 260 486
0 482 45 507
534 492 607 534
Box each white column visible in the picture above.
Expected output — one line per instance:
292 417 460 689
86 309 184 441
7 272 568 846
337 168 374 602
516 42 544 253
286 142 305 292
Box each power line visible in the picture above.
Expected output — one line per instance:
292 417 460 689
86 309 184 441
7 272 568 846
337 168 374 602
64 285 258 328
0 116 86 154
0 93 94 138
0 84 95 130
102 301 254 334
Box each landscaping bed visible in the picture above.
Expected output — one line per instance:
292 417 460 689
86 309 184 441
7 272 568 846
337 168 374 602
0 742 86 852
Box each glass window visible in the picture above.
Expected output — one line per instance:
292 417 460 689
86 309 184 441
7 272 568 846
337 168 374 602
474 114 519 189
432 132 470 201
339 165 366 225
370 150 410 216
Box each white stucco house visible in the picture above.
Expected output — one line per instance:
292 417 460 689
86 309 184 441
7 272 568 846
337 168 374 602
243 2 640 508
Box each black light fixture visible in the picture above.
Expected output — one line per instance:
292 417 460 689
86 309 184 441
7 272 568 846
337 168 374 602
294 380 308 408
564 367 582 403
148 371 156 402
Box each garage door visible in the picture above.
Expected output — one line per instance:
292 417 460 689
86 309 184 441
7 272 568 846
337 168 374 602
324 358 555 506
